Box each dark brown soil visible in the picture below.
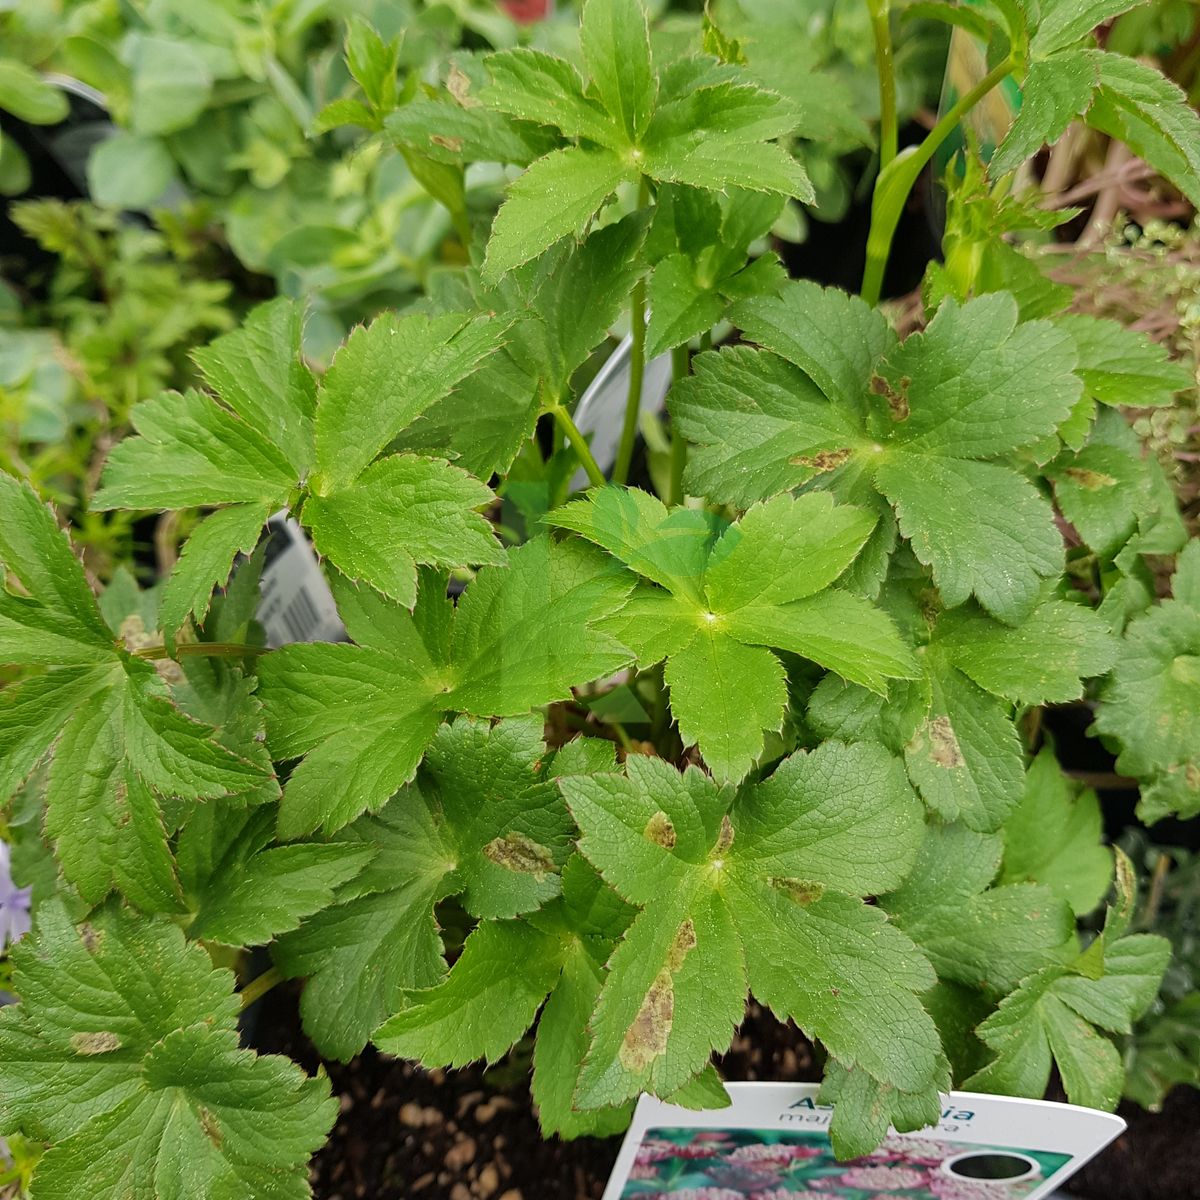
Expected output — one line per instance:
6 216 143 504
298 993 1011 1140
251 983 820 1200
1061 1083 1200 1200
254 980 1197 1200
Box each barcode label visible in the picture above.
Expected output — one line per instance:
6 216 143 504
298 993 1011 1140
257 515 345 647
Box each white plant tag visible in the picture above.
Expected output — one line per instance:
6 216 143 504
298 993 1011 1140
257 514 345 648
601 1083 1122 1200
570 333 673 488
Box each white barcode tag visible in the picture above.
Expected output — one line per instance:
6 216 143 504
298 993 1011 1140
258 515 345 647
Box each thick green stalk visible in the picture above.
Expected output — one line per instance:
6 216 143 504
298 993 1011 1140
133 642 262 661
861 56 1015 305
547 395 606 488
667 344 689 506
239 966 283 1011
612 176 653 486
867 0 898 170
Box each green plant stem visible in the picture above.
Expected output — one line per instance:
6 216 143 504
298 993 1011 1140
861 55 1015 305
867 0 898 170
612 176 652 486
239 966 283 1011
668 344 689 506
132 642 262 662
547 396 606 488
450 205 474 251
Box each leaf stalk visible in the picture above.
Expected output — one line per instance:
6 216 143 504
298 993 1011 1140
861 55 1016 305
867 0 899 170
239 966 283 1011
612 175 653 486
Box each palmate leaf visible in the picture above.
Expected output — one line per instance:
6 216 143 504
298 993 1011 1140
0 902 335 1200
1092 541 1200 821
175 804 374 947
292 733 615 1064
0 475 269 910
94 299 509 620
674 285 1082 621
374 860 649 1139
1000 749 1112 917
645 188 785 359
966 927 1170 1110
400 213 650 476
554 746 942 1121
259 538 632 838
549 486 914 781
993 43 1200 207
960 848 1167 1109
882 822 1074 997
808 580 1115 832
479 0 809 278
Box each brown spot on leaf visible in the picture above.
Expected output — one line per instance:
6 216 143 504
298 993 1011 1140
869 373 910 420
618 917 700 1073
713 814 735 855
482 832 555 877
71 1031 121 1055
619 970 674 1072
1064 467 1117 490
644 811 676 849
72 1027 121 1056
447 63 479 108
667 919 697 972
790 447 852 472
199 1107 224 1149
430 134 464 152
927 716 965 768
771 878 825 906
79 923 101 952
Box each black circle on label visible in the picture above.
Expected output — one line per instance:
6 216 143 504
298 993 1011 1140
945 1152 1038 1181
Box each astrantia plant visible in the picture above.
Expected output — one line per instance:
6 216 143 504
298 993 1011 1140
1 0 1198 1193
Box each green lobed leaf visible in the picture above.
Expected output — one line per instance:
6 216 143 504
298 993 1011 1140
993 53 1098 175
260 537 632 837
1085 51 1200 210
178 805 374 946
966 932 1171 1109
903 659 1026 833
158 503 272 642
883 823 1074 995
679 288 1082 622
1000 749 1113 916
274 794 453 1061
191 298 317 474
579 0 657 142
1057 313 1193 409
875 453 1063 625
93 388 297 511
481 47 616 145
482 147 627 280
561 748 941 1112
303 454 504 608
374 919 563 1066
1092 542 1200 821
936 589 1119 705
0 902 334 1198
552 487 912 781
311 309 508 491
0 474 114 662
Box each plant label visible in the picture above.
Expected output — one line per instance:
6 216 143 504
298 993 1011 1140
602 1082 1124 1200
